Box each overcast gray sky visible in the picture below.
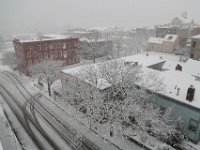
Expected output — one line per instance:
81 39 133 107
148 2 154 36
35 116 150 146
1 0 199 33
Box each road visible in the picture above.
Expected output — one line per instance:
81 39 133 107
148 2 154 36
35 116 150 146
0 70 136 150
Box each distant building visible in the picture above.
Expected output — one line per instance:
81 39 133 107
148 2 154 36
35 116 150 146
79 38 113 60
13 34 79 75
146 34 179 53
190 34 200 60
155 16 200 46
135 27 156 41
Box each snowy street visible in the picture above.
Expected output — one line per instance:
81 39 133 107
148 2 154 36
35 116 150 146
0 70 143 150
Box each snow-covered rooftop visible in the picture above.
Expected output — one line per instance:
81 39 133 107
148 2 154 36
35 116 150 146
144 67 200 109
79 37 110 42
72 31 92 34
148 37 163 44
192 34 200 39
148 34 178 44
62 52 200 109
19 34 72 43
62 63 111 90
164 34 178 42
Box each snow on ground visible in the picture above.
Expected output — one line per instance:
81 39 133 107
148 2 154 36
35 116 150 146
0 96 22 150
0 93 39 150
19 77 144 150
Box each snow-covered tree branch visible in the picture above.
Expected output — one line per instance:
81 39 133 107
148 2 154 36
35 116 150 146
66 59 185 146
28 59 63 96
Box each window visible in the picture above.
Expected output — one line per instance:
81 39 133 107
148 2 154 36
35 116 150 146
44 52 48 59
66 42 71 48
49 44 53 50
43 44 47 50
54 43 57 49
63 43 66 49
39 53 42 60
29 46 33 50
27 52 31 58
54 50 58 57
37 45 41 50
63 51 67 58
58 43 62 49
192 41 196 48
188 119 198 132
59 50 62 57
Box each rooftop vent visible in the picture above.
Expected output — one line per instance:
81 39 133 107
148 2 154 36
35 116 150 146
175 64 182 71
186 85 195 102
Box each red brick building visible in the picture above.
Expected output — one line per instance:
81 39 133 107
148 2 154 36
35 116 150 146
13 37 79 75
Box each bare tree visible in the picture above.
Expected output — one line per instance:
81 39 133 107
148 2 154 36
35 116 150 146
1 51 23 74
29 59 63 96
66 59 184 146
77 33 113 63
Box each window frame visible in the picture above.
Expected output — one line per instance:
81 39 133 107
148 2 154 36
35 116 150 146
188 119 199 132
192 41 196 48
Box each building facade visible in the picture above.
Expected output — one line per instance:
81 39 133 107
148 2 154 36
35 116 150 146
191 35 200 60
152 93 200 143
156 26 200 47
13 37 79 75
155 16 200 47
146 34 179 53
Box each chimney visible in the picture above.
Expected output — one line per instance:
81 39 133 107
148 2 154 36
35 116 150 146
186 85 195 102
175 64 182 71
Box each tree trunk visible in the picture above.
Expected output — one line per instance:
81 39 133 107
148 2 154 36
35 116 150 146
48 81 51 97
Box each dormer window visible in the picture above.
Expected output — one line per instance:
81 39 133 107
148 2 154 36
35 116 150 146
168 36 173 40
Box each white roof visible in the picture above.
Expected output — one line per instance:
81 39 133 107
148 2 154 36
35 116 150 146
192 34 200 39
164 34 178 42
62 63 111 90
62 53 166 90
148 34 178 44
72 31 92 34
62 52 200 109
148 37 163 44
20 34 72 43
79 38 109 42
122 53 165 67
144 68 200 109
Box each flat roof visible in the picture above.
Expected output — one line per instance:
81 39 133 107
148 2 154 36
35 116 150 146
18 34 74 43
192 34 200 39
148 37 163 44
